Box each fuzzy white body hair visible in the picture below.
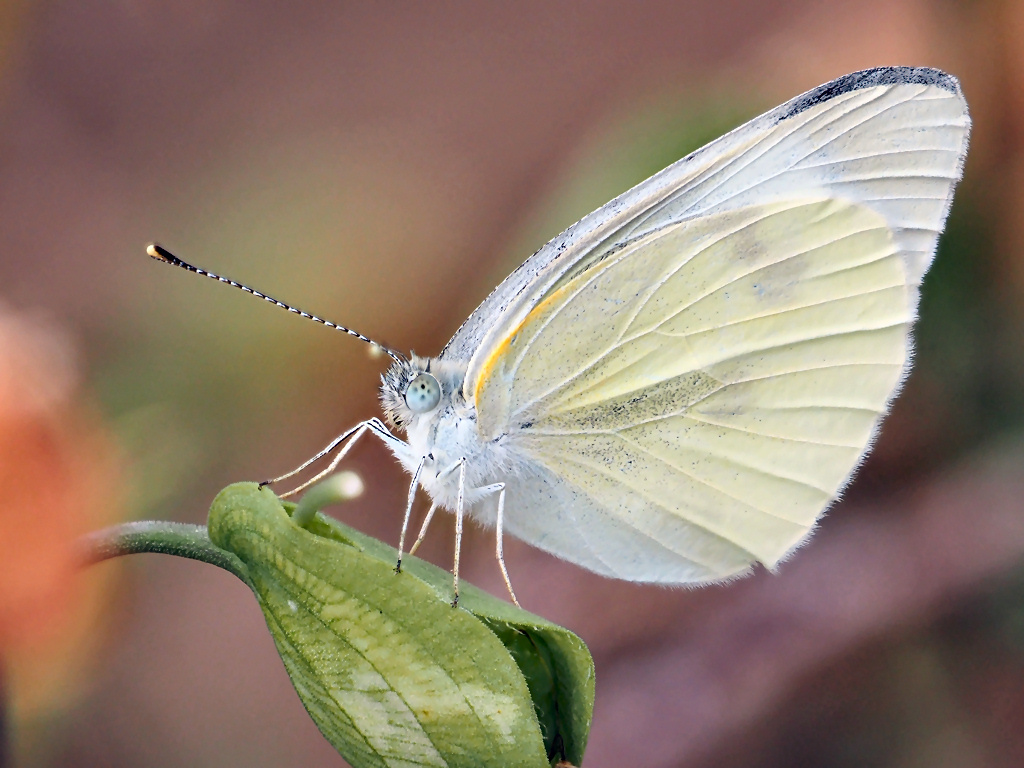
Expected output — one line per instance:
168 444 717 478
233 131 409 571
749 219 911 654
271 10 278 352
381 355 510 525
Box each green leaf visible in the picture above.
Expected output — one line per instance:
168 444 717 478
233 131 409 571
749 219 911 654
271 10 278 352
207 482 593 767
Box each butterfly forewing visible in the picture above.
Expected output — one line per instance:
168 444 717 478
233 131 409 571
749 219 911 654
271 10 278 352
452 71 968 401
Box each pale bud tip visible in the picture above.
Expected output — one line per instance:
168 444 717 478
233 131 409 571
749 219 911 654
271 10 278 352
332 471 364 500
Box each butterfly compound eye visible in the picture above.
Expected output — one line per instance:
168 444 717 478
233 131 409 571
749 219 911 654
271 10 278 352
405 373 441 414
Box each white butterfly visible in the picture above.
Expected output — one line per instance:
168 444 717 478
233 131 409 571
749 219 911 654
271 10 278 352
151 66 970 606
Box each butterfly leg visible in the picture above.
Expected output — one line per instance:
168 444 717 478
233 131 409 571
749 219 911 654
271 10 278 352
408 502 438 556
434 457 468 607
259 421 369 489
473 482 519 607
395 457 426 573
298 417 409 496
275 424 369 498
262 418 408 498
452 458 467 608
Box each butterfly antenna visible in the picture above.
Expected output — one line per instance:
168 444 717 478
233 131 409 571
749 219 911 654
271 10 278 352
146 244 405 364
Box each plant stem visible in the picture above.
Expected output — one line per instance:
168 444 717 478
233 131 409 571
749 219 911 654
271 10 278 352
79 521 250 585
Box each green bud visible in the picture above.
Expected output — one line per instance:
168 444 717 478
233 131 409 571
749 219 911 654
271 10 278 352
207 482 593 768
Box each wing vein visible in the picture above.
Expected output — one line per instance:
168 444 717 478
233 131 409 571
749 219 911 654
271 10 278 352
510 210 894 422
794 147 960 172
549 450 765 569
789 91 918 167
652 284 908 339
613 430 833 513
623 223 895 344
631 88 890 232
676 410 868 448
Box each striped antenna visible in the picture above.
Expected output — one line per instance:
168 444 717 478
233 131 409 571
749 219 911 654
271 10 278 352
147 244 405 364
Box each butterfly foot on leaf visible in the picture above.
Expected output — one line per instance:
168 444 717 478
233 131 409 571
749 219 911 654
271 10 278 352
394 559 402 574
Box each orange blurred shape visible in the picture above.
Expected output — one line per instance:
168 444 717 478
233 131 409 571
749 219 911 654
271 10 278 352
0 304 122 720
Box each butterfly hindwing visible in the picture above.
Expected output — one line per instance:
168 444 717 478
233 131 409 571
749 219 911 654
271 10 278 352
476 198 909 579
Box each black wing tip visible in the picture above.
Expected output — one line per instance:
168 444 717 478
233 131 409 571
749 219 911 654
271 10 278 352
778 66 962 122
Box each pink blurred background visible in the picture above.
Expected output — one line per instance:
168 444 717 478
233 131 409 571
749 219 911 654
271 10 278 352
3 1 1024 766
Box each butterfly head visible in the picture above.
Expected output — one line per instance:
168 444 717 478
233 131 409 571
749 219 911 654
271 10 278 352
380 354 467 431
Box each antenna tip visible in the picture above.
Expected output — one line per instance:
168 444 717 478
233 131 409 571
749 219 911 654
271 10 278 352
146 243 173 263
369 343 405 364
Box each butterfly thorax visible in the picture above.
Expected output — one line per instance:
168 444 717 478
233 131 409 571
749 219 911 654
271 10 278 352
380 354 501 511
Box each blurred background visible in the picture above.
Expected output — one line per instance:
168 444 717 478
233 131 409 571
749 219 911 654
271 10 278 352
1 1 1023 766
